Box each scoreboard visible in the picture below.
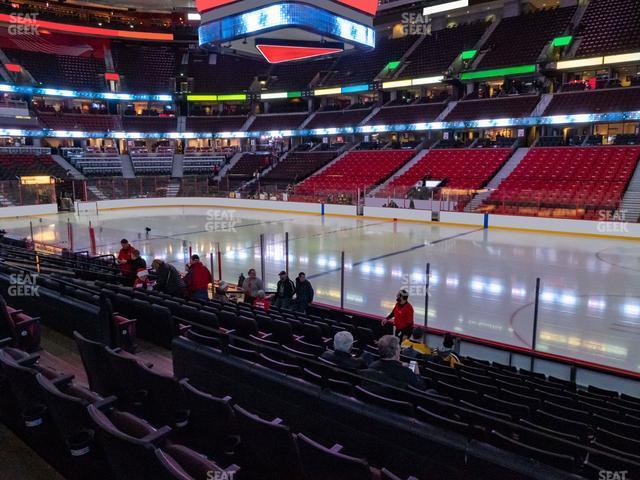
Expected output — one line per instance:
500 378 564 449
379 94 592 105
196 0 377 63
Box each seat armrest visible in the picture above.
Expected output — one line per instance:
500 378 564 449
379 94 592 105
142 425 172 446
94 396 118 411
14 317 40 328
16 354 40 367
52 374 75 388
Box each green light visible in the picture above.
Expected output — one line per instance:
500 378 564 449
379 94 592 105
460 50 477 60
552 35 573 47
386 61 401 70
216 94 247 101
287 91 302 98
187 94 217 101
460 65 536 81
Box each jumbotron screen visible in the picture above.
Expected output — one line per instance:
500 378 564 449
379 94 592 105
196 0 379 16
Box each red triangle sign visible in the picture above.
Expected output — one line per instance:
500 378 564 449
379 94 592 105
256 44 343 63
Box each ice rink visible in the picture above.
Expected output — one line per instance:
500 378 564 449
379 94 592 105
3 206 640 373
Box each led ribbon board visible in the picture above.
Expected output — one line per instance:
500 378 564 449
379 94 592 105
4 111 640 139
198 1 376 62
0 84 172 102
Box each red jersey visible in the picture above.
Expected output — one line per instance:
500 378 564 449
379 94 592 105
186 262 212 292
253 297 271 312
391 302 414 331
118 246 133 274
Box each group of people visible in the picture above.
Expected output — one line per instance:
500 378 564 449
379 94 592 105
239 269 314 313
117 239 212 301
116 238 460 391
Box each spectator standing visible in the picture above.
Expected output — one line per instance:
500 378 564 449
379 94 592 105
293 272 314 313
184 254 212 301
117 239 135 281
242 268 263 304
274 271 295 309
382 289 414 340
152 259 187 298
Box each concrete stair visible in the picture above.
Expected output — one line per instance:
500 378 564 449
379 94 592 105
172 154 184 178
0 193 14 207
436 101 457 121
87 185 108 201
532 93 554 117
120 155 135 178
617 162 640 223
467 147 529 212
51 154 84 179
166 180 181 197
369 148 431 196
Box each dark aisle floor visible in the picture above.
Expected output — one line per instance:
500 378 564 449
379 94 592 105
0 423 65 480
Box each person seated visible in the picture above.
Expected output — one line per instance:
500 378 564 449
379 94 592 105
435 333 462 367
213 281 231 303
320 331 368 371
362 335 426 394
401 328 432 358
252 290 271 312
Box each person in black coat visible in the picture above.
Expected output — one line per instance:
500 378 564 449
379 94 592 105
321 331 368 371
361 335 426 395
293 272 314 313
151 259 186 298
274 271 296 309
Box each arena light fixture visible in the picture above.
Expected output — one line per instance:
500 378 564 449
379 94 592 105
552 36 573 47
187 13 201 21
382 79 412 89
556 57 603 70
187 94 218 101
260 92 289 100
460 64 536 80
314 87 342 96
460 50 477 60
341 84 369 93
603 52 640 64
217 94 247 101
411 75 444 86
423 0 469 16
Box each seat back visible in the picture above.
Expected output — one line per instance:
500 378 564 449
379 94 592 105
155 444 229 480
88 405 166 480
138 365 186 427
180 379 237 457
0 350 44 423
73 331 113 395
36 373 99 454
234 404 303 480
295 433 374 480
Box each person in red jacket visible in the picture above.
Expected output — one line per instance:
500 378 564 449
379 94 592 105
185 254 212 301
382 289 414 340
253 290 271 312
117 239 135 283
